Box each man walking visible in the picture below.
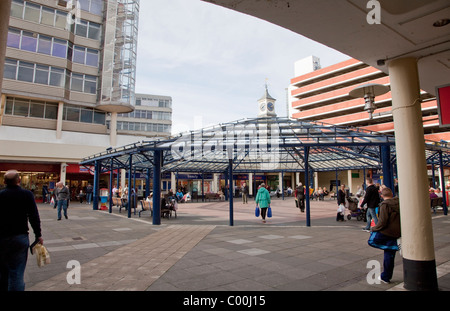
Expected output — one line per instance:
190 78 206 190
361 177 380 232
55 181 70 220
0 170 43 291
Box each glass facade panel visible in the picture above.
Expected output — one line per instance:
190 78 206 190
93 111 106 125
34 64 49 85
75 20 88 37
65 106 80 122
37 35 52 55
14 100 30 117
73 46 85 64
17 61 34 82
11 0 24 19
85 49 99 67
4 59 17 80
45 104 58 120
55 10 67 29
84 75 97 94
30 101 45 118
49 67 64 87
80 109 93 123
52 39 67 58
24 2 40 23
71 73 84 92
41 7 55 26
20 31 37 52
7 28 21 48
88 22 101 40
91 0 103 15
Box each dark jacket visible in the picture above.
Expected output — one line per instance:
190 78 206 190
371 197 401 238
0 185 42 239
337 189 346 205
361 184 380 209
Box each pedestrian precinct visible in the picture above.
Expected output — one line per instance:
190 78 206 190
55 181 70 220
0 170 43 291
255 183 271 223
361 177 380 232
370 187 401 283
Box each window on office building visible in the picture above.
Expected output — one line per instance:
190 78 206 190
4 97 59 120
23 2 40 23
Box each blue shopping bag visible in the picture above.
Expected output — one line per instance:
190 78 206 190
255 206 260 217
368 231 399 251
267 206 272 218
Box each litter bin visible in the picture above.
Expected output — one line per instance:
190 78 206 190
100 188 109 210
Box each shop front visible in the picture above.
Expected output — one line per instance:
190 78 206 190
0 162 60 202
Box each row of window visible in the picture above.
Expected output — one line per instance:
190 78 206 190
4 97 106 125
4 58 97 94
136 98 172 108
11 0 102 40
7 28 100 67
118 110 172 121
115 121 172 134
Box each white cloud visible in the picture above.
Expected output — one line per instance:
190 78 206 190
135 0 349 132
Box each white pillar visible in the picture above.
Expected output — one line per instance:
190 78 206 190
347 170 353 194
56 102 64 139
296 172 300 186
110 112 118 147
248 173 253 196
171 172 176 192
120 168 126 188
314 172 319 190
389 57 437 291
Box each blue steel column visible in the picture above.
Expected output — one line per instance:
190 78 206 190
439 151 448 215
109 161 113 213
381 145 394 191
304 147 311 227
229 159 234 226
146 169 151 198
152 150 162 225
93 160 100 210
127 155 133 218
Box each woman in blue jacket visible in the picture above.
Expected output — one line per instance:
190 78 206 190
255 183 271 223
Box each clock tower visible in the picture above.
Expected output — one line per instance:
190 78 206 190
257 84 277 118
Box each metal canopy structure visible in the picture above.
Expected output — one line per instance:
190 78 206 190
80 117 450 225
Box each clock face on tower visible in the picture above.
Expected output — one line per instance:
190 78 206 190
267 102 274 112
260 103 266 111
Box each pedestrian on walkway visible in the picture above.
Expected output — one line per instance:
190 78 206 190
370 187 401 283
241 183 249 204
296 183 305 212
255 183 271 223
55 181 69 220
361 177 380 232
0 170 43 291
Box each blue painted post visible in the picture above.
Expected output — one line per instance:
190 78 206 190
229 159 234 226
127 155 133 218
381 145 394 191
304 146 311 227
153 150 162 225
281 170 285 200
439 151 448 215
93 160 100 210
146 169 150 198
109 162 113 213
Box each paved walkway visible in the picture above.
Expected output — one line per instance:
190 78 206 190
25 197 450 291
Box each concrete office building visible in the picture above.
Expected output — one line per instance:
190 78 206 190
113 93 172 138
0 0 145 198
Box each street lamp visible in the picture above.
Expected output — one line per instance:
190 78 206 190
349 83 390 119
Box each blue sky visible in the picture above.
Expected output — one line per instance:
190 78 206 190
135 0 350 133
